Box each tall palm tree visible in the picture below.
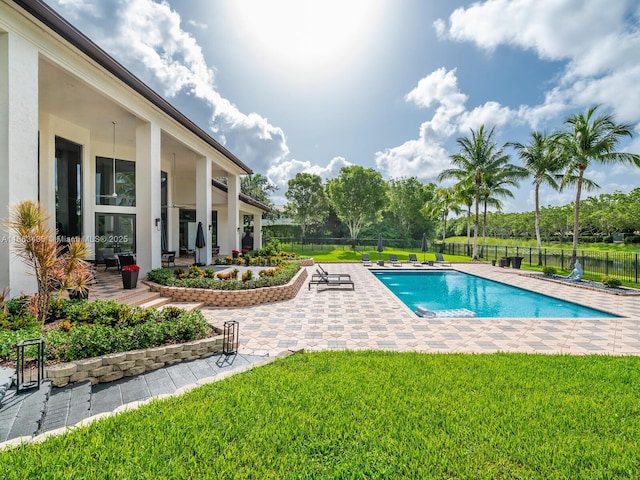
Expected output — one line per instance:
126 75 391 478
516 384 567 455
424 186 461 244
439 125 511 259
453 182 475 257
556 106 640 265
509 131 563 265
479 164 528 254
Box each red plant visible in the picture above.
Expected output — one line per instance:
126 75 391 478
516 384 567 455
122 264 140 272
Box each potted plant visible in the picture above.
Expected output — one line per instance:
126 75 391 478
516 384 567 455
232 249 239 259
122 264 140 289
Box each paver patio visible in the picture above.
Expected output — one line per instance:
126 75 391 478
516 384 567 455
198 263 640 357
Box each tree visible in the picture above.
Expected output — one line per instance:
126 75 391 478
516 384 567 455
5 201 93 323
284 173 328 240
439 125 511 259
240 173 279 227
509 131 563 264
326 166 387 248
387 177 431 241
424 187 461 243
453 182 475 256
479 163 528 254
556 105 640 265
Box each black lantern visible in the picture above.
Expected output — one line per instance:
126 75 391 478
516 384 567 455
15 338 45 393
223 320 239 355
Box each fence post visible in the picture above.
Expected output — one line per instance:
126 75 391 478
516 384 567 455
605 252 609 276
561 250 564 270
636 253 638 284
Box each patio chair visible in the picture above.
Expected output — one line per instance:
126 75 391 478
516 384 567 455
161 251 176 268
408 253 422 267
361 254 372 266
435 253 452 266
389 254 402 267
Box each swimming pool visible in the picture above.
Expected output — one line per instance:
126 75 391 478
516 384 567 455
373 271 616 318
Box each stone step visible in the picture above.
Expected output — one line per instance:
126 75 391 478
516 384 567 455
0 380 51 443
113 285 152 302
41 380 92 433
138 296 172 309
119 290 162 307
158 301 205 313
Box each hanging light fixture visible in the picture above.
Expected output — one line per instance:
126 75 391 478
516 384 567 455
111 121 118 198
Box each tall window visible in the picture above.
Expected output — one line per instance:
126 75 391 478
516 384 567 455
96 156 136 206
55 137 82 237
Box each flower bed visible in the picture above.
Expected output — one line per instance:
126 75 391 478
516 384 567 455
146 267 308 307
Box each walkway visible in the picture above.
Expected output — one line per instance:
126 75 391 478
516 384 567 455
200 262 640 357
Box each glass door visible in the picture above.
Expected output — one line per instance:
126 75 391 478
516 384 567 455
95 213 136 256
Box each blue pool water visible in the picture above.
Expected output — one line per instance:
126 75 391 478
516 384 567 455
373 271 616 318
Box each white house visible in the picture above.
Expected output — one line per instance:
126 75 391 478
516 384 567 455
0 0 267 294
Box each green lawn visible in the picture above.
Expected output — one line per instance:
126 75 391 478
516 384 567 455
284 244 468 263
3 351 640 478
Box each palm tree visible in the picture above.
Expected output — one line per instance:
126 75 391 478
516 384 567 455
479 164 528 254
453 182 474 257
556 106 640 266
439 125 511 259
509 131 563 264
424 186 460 244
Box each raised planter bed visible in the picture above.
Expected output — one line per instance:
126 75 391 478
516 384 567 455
145 267 308 307
46 333 224 387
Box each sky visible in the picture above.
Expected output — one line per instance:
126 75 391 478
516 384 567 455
47 0 640 213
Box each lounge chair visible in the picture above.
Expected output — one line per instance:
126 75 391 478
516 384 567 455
389 254 402 267
408 253 422 267
309 265 354 290
361 254 372 267
435 253 452 266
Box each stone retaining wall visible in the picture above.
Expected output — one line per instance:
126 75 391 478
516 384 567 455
146 265 308 307
46 335 224 387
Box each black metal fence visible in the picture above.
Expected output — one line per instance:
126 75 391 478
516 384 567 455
264 236 640 284
441 242 640 284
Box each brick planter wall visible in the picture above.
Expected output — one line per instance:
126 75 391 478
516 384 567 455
146 265 309 307
46 334 224 387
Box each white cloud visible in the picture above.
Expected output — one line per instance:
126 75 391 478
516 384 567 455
405 67 467 111
376 67 516 182
267 156 351 193
435 0 640 125
457 101 517 133
49 0 290 172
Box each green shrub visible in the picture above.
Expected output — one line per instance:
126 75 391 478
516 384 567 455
602 275 622 288
242 270 253 282
45 310 210 362
542 266 557 276
146 268 175 285
0 326 42 360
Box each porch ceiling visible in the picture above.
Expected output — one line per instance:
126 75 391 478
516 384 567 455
39 59 229 177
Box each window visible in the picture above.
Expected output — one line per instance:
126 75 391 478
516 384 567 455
55 137 82 237
96 156 136 206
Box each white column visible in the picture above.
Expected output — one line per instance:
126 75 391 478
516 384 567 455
196 156 212 266
0 33 39 294
136 121 162 273
253 214 262 250
227 174 240 254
